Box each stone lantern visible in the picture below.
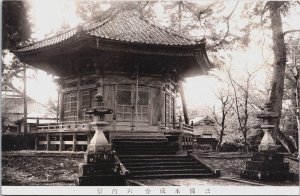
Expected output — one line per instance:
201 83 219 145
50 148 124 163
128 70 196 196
256 102 278 152
241 101 295 181
85 92 113 152
75 90 126 186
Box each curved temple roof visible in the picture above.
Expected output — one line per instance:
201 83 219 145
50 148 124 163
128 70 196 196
16 11 202 53
15 10 213 78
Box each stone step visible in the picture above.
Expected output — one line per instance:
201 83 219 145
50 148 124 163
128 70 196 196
113 141 172 145
130 168 211 175
112 136 167 140
109 130 165 135
126 165 207 171
121 158 195 163
115 151 177 155
118 155 190 159
114 142 177 148
123 161 199 167
129 173 216 179
114 147 175 152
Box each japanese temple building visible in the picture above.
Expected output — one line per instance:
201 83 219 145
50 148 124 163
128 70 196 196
15 10 214 152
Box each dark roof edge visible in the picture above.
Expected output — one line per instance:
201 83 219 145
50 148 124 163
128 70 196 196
15 10 206 52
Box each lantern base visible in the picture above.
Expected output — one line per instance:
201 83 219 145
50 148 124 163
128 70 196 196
241 152 295 181
258 144 278 152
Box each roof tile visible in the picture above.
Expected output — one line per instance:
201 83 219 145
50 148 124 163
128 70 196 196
16 11 198 53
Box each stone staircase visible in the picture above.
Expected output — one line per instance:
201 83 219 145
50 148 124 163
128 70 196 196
111 131 218 179
118 155 216 179
113 138 177 155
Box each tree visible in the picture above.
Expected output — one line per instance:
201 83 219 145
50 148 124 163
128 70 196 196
209 87 233 152
227 64 259 153
75 1 150 22
262 1 300 153
285 35 300 156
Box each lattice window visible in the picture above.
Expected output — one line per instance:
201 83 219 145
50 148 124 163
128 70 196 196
116 85 150 122
134 91 149 106
63 92 78 122
116 86 133 121
80 89 97 121
117 90 132 105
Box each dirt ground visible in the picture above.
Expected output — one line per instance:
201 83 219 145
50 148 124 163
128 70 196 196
2 152 82 186
197 152 299 186
2 151 299 186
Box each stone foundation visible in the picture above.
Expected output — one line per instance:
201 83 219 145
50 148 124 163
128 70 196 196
75 151 126 186
241 152 295 181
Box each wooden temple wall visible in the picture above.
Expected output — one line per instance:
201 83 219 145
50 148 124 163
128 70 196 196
57 72 177 130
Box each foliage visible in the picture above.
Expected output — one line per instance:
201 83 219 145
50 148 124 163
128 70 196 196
75 1 150 21
2 0 32 51
220 139 243 152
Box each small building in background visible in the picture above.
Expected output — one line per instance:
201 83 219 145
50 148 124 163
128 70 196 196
191 116 219 151
1 82 57 134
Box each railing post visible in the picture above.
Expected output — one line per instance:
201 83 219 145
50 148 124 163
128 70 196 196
46 133 50 151
179 116 183 131
59 132 63 151
112 114 116 131
72 132 77 151
158 121 161 131
35 135 38 150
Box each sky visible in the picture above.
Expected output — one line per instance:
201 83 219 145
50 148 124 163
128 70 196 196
9 0 300 111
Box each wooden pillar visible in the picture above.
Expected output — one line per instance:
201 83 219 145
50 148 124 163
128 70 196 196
23 64 28 134
59 88 64 122
59 132 63 151
35 135 38 150
36 117 39 132
179 80 189 125
72 132 77 151
77 77 81 121
46 134 50 151
161 86 165 125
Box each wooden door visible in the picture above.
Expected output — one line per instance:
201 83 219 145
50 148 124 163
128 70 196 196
115 85 150 125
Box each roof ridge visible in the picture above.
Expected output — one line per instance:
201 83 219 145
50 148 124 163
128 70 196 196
2 82 34 101
83 9 120 32
140 16 197 44
16 27 77 50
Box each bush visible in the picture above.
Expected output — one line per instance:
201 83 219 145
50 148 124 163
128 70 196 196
220 140 243 152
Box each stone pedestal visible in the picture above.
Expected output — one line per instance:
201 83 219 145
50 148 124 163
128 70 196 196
241 152 294 181
241 102 295 181
75 151 126 186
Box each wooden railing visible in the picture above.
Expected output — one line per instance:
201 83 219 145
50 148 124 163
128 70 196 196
37 121 91 132
160 121 194 133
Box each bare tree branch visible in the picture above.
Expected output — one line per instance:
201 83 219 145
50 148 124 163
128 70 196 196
207 1 239 50
283 29 300 37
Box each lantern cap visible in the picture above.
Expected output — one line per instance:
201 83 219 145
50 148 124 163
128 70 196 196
257 101 278 119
